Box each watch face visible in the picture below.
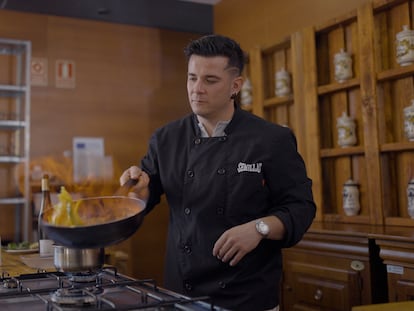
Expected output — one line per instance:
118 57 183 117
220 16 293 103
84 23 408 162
256 220 269 236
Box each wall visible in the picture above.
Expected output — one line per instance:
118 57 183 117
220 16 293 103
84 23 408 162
214 0 372 51
0 9 199 284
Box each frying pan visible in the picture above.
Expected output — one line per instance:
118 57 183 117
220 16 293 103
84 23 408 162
39 180 146 249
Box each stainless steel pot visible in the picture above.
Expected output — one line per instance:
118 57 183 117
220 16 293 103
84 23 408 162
53 245 105 272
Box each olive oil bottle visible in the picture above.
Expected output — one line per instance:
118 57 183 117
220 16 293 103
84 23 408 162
38 174 54 257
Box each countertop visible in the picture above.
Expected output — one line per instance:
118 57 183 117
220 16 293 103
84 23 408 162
352 301 414 310
0 249 54 276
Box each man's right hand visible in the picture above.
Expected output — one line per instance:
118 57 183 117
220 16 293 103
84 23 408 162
120 166 150 203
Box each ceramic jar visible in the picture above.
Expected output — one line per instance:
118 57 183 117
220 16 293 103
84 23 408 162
407 179 414 218
337 112 357 147
396 25 414 66
403 99 414 141
334 48 353 83
241 78 253 107
275 68 291 97
342 179 360 216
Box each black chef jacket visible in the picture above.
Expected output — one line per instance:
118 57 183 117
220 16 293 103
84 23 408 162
140 107 316 311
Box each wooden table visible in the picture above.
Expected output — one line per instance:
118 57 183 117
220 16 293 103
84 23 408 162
0 249 54 276
352 301 414 311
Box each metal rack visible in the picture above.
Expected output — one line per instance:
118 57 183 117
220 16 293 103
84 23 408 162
0 38 31 242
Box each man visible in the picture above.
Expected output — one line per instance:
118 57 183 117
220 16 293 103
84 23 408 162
120 34 316 311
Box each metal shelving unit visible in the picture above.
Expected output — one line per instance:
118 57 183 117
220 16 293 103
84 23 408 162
0 38 31 242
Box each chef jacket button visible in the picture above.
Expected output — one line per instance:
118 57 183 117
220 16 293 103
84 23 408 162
187 170 194 178
217 207 224 215
184 208 191 215
184 282 193 291
219 136 227 142
217 168 226 175
184 244 192 254
194 138 201 145
219 281 226 289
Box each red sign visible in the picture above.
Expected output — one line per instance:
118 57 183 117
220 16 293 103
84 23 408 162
55 59 76 88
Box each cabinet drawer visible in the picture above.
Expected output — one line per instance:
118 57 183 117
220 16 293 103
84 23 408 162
290 272 356 310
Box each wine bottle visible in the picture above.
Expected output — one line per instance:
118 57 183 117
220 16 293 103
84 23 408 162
38 174 54 257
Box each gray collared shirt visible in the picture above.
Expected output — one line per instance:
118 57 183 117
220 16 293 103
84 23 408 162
197 120 231 137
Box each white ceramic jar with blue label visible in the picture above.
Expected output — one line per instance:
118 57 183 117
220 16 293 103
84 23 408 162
403 99 414 141
343 179 360 216
275 68 291 97
337 112 357 147
334 48 353 83
396 25 414 66
407 179 414 218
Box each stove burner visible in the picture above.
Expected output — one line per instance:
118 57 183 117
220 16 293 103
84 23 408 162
50 287 103 305
68 271 100 283
3 278 18 289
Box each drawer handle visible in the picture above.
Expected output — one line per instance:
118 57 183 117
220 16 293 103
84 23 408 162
314 288 323 301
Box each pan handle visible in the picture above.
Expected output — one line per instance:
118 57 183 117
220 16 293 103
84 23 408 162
114 178 138 196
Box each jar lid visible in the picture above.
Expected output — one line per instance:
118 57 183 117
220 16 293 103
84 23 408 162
344 179 358 186
397 25 414 39
337 111 354 125
404 99 414 111
275 68 289 77
334 48 350 58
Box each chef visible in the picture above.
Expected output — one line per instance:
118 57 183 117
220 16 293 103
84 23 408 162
120 34 316 311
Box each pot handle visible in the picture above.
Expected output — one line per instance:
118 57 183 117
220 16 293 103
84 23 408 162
114 178 138 196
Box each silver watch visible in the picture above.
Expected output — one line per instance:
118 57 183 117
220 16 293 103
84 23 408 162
255 219 270 237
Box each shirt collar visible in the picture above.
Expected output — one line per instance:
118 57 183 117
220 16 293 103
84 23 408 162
197 120 231 137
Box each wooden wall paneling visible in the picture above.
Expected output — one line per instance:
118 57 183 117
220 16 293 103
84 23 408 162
0 9 198 284
250 46 265 118
357 2 384 225
292 27 324 221
316 34 331 85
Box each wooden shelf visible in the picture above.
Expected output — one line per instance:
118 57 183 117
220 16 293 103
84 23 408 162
380 142 414 152
377 64 414 82
263 95 293 107
323 214 370 224
320 146 365 158
317 78 360 95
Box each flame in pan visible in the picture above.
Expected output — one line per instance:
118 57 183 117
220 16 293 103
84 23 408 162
44 187 141 227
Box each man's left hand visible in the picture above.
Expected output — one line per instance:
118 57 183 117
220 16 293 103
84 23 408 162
212 221 262 266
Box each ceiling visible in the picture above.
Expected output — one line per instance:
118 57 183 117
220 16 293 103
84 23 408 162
0 0 219 34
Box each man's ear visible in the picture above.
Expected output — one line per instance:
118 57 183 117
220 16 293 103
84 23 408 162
232 76 244 95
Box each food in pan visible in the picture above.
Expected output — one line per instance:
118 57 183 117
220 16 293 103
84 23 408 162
44 187 140 227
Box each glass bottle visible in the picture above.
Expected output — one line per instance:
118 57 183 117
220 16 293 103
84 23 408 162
38 174 54 257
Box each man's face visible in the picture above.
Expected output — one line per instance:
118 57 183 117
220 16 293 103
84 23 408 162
187 55 242 121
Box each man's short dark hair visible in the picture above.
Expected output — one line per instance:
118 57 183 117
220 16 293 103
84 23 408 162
184 34 245 75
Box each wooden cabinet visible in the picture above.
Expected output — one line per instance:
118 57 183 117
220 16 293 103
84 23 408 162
282 223 388 311
246 0 414 309
372 227 414 302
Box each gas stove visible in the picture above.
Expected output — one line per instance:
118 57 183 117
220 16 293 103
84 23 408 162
0 267 228 310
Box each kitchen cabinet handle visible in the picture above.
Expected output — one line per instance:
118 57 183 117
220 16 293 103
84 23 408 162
350 260 365 271
314 288 323 301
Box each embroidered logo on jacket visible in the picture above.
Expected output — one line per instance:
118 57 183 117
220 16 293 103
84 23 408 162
237 162 262 173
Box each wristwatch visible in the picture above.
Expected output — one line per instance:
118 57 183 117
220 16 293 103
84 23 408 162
255 219 270 237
